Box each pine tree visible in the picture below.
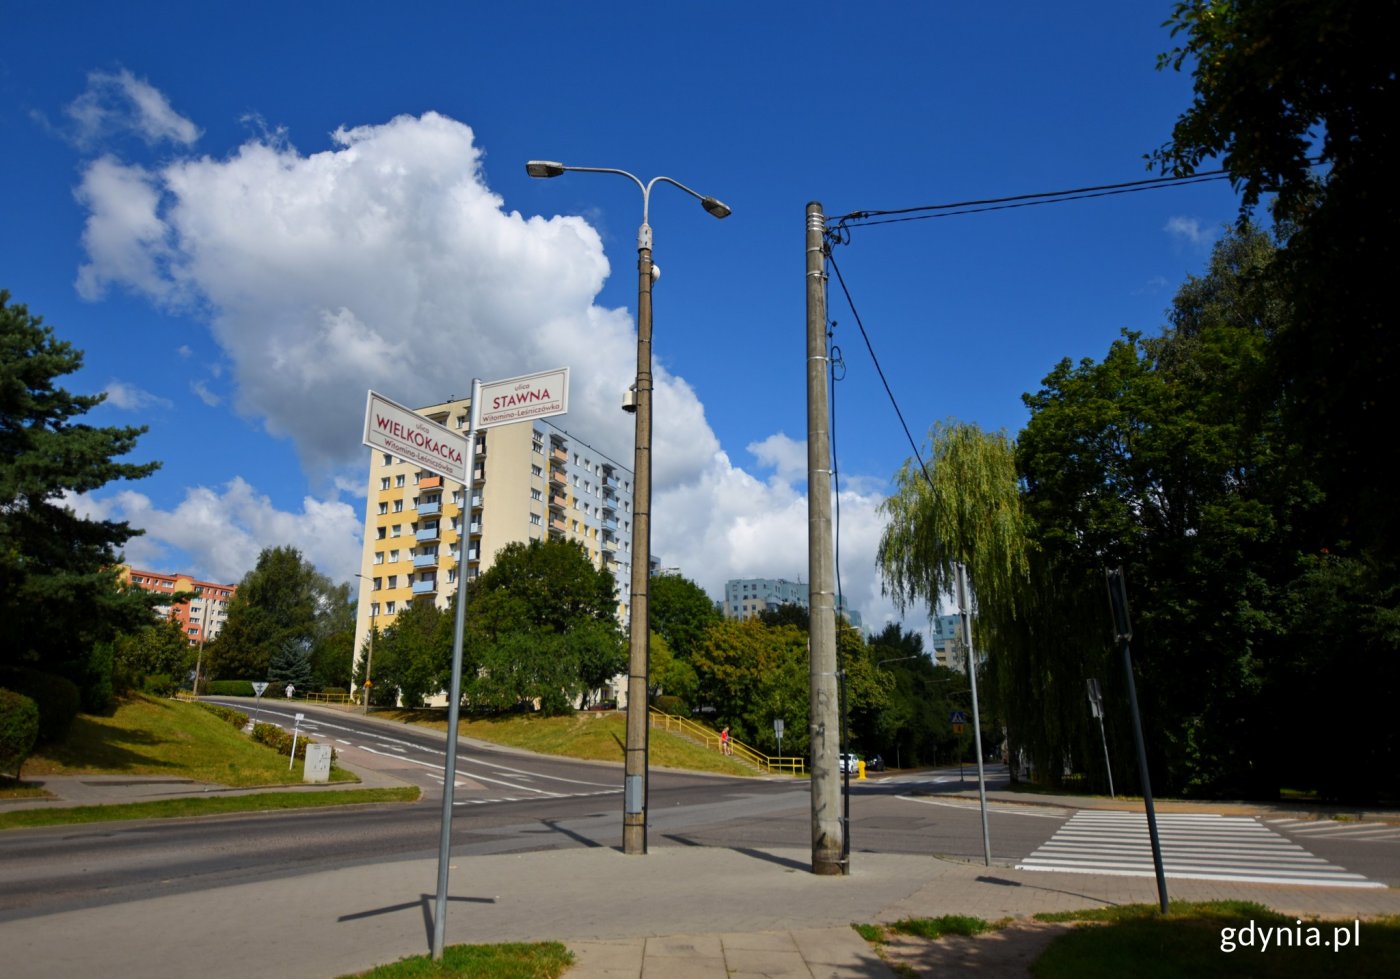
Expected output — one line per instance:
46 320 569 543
0 291 160 708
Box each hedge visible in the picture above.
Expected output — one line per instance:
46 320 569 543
251 721 332 762
195 702 249 729
206 680 256 697
0 688 40 779
0 668 81 743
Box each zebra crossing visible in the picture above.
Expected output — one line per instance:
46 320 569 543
1266 817 1400 842
1016 810 1384 888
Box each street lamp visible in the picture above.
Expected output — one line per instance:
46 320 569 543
353 573 377 712
526 160 729 855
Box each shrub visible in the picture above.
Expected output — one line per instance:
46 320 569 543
0 689 40 779
196 702 249 729
206 680 256 697
251 721 331 762
0 668 82 743
142 673 177 697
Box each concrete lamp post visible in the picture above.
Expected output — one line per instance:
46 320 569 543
525 160 729 854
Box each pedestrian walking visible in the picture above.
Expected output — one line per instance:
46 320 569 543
720 726 732 756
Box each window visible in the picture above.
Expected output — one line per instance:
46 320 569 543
393 500 404 512
389 549 399 562
413 472 421 484
382 453 392 466
378 502 388 515
386 601 396 614
380 477 390 491
531 488 542 501
387 575 398 589
391 524 402 537
530 513 542 526
372 577 382 590
533 439 543 454
531 464 543 477
373 552 384 565
452 490 464 504
371 602 380 617
376 527 387 540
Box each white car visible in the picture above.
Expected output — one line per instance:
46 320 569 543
839 753 864 774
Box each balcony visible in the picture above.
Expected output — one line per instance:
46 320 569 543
420 475 442 489
413 553 437 568
603 516 618 531
601 537 616 554
549 515 567 532
417 500 441 517
471 494 483 508
472 465 485 483
550 446 567 463
549 492 568 509
469 521 482 535
416 525 440 542
412 579 438 596
548 468 566 487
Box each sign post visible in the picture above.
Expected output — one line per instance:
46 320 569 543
289 712 305 771
773 718 784 759
1087 678 1115 798
372 369 569 962
251 681 268 728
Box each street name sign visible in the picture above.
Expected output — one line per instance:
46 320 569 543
475 367 569 430
363 391 468 484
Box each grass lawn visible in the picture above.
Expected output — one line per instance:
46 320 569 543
370 708 759 776
0 786 420 830
337 941 572 978
1032 902 1400 978
23 694 356 787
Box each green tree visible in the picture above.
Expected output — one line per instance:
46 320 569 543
1153 0 1400 556
309 580 355 691
113 618 195 693
366 599 451 707
267 637 314 693
205 546 331 680
0 291 161 709
649 573 721 662
464 539 623 714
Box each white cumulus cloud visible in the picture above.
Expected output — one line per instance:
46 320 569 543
102 380 172 411
1164 215 1215 248
70 478 362 585
71 106 912 632
66 68 201 148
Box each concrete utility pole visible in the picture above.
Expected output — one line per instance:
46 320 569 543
806 201 844 875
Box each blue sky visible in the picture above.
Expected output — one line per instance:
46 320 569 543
1 2 1238 632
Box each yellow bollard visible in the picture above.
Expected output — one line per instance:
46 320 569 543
857 759 866 780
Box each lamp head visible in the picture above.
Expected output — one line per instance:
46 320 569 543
701 196 732 219
525 160 566 178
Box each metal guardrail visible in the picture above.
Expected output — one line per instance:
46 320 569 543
648 708 805 776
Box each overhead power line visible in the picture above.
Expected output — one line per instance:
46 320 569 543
830 168 1239 231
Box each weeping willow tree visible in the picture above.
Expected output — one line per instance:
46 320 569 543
877 420 1108 785
878 422 1038 769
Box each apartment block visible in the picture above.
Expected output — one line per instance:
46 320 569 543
723 577 862 628
353 397 635 686
121 567 237 646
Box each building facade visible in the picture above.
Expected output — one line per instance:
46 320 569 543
722 577 862 628
120 567 237 646
352 397 636 693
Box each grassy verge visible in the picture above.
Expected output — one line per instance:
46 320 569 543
23 694 355 787
371 708 759 776
0 786 420 830
1032 901 1400 978
337 940 572 978
854 914 995 944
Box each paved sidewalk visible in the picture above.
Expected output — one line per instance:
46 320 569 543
3 837 1398 978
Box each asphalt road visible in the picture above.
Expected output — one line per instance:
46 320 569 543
2 703 1394 925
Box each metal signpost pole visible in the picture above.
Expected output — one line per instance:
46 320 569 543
1108 566 1168 914
432 378 481 960
956 562 992 866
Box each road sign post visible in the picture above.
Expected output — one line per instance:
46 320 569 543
251 681 268 727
